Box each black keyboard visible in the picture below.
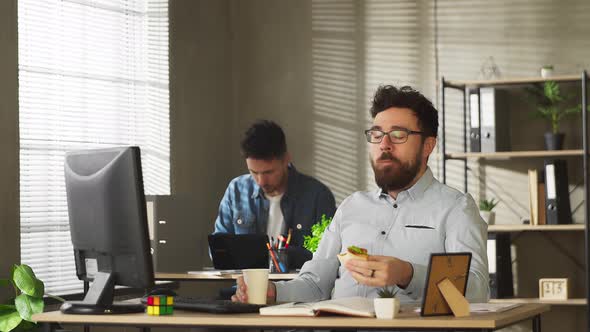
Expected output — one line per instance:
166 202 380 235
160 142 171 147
141 296 265 314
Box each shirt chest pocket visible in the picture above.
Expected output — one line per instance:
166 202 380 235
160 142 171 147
233 213 256 234
401 220 444 253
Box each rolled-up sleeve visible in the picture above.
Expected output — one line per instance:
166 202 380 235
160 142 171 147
445 194 489 302
275 205 343 302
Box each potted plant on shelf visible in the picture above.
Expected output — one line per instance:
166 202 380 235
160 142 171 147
374 286 400 319
0 264 64 332
540 65 554 78
303 214 332 253
528 81 583 150
479 198 498 225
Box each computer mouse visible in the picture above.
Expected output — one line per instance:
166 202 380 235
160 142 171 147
146 288 177 297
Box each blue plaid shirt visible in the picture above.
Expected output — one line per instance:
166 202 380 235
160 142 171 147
213 165 336 268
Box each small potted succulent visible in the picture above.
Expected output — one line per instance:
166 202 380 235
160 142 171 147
479 198 498 225
374 286 400 319
540 65 554 78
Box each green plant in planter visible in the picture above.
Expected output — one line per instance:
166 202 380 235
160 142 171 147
377 286 399 298
302 214 332 253
528 81 582 134
479 198 498 212
0 264 63 332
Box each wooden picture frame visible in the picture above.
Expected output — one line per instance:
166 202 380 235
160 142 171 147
420 252 472 316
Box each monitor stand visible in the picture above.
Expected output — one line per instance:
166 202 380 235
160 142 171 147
60 272 144 315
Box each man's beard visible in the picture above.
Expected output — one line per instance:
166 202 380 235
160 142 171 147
371 149 422 192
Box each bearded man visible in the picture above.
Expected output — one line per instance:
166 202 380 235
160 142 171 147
232 85 489 305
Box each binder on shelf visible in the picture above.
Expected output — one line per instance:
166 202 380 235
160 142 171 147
487 233 514 299
527 169 539 226
527 169 547 226
479 87 510 153
544 159 572 225
538 182 547 225
469 91 481 153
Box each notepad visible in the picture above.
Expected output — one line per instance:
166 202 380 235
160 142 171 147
259 297 375 317
470 302 522 313
413 302 521 313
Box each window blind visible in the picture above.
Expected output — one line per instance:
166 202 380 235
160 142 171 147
18 0 169 295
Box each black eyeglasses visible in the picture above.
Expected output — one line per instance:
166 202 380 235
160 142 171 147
364 128 424 144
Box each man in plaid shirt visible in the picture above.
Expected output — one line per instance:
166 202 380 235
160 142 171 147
213 120 336 269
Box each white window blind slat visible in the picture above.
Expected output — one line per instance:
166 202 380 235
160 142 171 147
18 0 169 295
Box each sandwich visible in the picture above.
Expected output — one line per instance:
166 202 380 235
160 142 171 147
337 245 369 264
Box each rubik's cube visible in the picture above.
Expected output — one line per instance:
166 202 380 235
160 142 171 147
146 295 174 315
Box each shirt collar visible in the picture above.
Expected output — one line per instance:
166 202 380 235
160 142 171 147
374 167 434 201
251 164 296 199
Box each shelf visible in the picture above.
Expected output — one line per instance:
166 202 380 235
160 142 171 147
490 298 587 306
488 224 585 232
445 149 584 160
444 74 583 88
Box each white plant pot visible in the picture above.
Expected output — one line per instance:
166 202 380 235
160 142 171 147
374 298 400 319
541 67 553 78
480 211 495 225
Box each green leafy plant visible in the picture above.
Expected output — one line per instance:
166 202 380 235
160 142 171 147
377 286 399 298
303 214 332 253
479 198 498 212
0 264 63 332
528 81 583 134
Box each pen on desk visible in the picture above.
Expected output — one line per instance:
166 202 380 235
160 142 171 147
266 242 283 272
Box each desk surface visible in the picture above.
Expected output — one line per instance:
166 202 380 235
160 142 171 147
33 303 548 330
155 272 298 280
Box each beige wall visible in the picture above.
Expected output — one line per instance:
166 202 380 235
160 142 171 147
0 0 19 302
230 0 315 176
169 0 233 270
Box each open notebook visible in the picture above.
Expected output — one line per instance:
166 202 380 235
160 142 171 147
259 297 375 317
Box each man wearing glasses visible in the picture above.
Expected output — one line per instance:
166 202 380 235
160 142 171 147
233 85 488 304
213 120 336 269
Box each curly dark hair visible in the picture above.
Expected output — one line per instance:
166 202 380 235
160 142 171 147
240 120 287 159
369 85 438 138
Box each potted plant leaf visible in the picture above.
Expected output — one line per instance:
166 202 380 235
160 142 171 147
303 214 332 253
528 81 583 150
0 264 64 332
479 198 498 225
374 286 400 319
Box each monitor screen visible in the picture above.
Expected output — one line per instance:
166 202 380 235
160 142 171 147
61 146 154 314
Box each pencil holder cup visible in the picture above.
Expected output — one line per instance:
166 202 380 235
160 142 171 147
269 248 289 273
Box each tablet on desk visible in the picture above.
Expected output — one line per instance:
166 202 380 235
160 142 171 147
208 233 269 269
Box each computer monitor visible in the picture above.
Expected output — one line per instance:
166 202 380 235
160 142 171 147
60 146 154 314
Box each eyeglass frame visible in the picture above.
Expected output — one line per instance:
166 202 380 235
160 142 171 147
364 127 425 144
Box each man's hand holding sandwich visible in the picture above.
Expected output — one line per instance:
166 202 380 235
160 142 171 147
340 245 414 289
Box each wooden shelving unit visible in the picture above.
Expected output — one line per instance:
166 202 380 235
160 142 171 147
441 72 590 320
488 224 585 232
445 75 580 88
490 298 587 306
446 149 584 160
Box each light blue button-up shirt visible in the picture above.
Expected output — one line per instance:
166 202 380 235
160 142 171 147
275 167 489 303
